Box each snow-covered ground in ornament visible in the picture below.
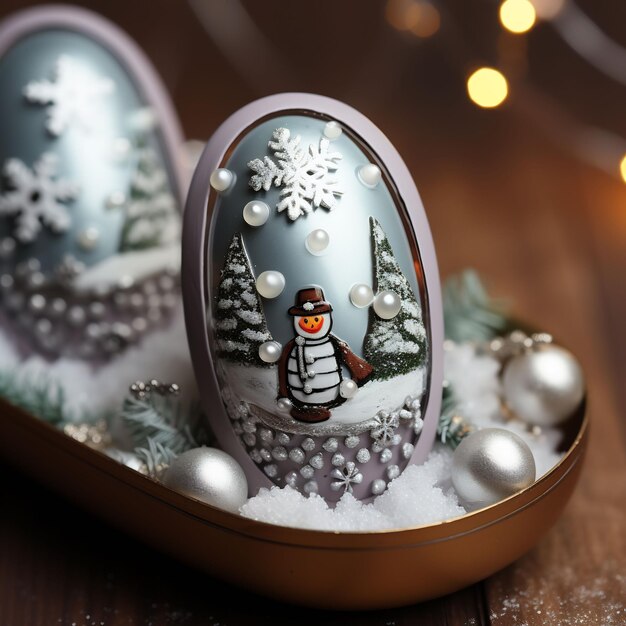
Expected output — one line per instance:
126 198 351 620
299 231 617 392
0 303 196 421
222 362 425 426
240 342 565 531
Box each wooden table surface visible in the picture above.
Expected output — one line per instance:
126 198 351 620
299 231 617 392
0 1 625 624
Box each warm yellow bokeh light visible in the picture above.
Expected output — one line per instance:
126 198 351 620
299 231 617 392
620 155 626 183
467 68 509 108
500 0 537 34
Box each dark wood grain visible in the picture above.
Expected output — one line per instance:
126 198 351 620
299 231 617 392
0 1 624 624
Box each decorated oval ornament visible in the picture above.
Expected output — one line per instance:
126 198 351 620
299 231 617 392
0 5 184 359
183 94 443 502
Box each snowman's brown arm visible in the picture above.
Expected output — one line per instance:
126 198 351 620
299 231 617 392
334 338 374 385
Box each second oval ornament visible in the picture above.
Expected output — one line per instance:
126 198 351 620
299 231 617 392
183 94 443 503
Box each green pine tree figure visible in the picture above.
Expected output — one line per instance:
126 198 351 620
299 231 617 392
119 146 179 252
215 233 273 367
363 217 427 380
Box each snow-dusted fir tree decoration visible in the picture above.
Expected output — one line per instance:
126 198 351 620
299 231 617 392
248 127 343 221
0 152 78 243
215 234 273 366
23 55 114 136
364 218 427 380
118 147 178 251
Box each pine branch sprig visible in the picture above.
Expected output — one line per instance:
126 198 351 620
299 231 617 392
0 369 66 425
443 269 509 343
121 393 198 455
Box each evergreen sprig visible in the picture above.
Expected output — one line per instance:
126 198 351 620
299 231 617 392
438 270 512 448
443 269 509 342
120 393 199 455
0 369 66 425
437 386 474 449
135 437 179 478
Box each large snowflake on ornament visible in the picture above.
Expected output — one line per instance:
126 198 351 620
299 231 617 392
23 55 115 136
248 127 343 221
0 153 79 243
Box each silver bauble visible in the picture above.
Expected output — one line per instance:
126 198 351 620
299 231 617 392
451 428 536 508
162 447 248 513
503 344 584 427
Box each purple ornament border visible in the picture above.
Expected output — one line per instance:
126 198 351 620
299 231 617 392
182 93 444 498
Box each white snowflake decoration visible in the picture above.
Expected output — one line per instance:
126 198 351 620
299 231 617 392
0 153 79 243
370 411 400 447
23 55 115 136
248 127 343 221
330 462 363 493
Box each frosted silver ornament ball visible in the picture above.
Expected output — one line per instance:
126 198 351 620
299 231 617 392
451 428 536 508
503 344 584 427
162 447 248 514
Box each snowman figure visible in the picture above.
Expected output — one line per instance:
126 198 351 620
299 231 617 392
278 287 373 423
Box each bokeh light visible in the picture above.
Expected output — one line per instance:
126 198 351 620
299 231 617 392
386 0 440 37
530 0 566 20
499 0 537 34
467 68 509 108
409 2 441 38
620 155 626 183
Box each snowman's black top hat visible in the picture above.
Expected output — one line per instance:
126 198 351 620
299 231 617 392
288 287 333 316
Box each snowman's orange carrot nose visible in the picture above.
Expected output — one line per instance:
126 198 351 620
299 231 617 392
298 316 324 333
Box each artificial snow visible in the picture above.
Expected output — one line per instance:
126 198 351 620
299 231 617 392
222 362 425 427
0 304 196 422
240 342 564 531
72 243 180 293
241 445 465 531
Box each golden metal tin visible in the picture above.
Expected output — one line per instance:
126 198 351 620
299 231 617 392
0 394 587 609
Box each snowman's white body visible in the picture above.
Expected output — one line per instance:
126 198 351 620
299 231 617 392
287 336 342 406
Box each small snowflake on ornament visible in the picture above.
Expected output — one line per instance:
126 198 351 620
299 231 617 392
0 153 78 243
248 127 343 221
23 55 115 136
370 410 400 447
330 461 363 493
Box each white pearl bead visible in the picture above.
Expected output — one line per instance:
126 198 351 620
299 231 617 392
243 201 270 227
256 271 285 298
373 290 401 319
340 379 358 399
210 168 234 192
502 345 584 427
258 340 282 363
78 227 100 251
358 163 382 188
305 229 330 255
349 283 374 308
323 121 342 140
